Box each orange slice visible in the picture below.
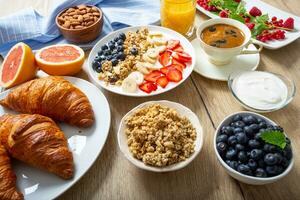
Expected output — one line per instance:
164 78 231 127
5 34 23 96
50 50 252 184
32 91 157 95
35 44 85 76
0 42 37 88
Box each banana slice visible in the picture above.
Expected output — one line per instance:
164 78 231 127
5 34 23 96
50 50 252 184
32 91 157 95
156 45 167 53
128 71 144 85
121 77 137 93
143 54 156 64
146 48 159 59
153 37 167 46
149 31 163 37
147 63 162 70
136 62 150 74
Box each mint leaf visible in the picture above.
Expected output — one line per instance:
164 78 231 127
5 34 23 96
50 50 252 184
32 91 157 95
229 13 245 23
260 130 287 149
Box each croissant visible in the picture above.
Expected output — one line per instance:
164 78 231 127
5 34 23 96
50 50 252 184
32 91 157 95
0 114 74 179
0 76 94 127
0 145 23 200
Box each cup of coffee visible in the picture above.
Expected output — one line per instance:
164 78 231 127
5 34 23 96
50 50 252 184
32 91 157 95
196 18 263 66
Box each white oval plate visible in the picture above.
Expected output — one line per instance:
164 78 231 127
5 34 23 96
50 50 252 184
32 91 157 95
191 39 259 81
196 0 300 50
88 25 196 97
117 100 203 172
0 77 111 200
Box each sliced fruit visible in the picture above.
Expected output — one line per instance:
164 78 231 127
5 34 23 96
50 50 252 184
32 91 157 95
146 48 159 59
172 51 192 63
153 37 167 46
159 51 172 66
156 45 167 53
172 58 186 69
144 70 163 82
168 64 183 72
156 76 169 88
166 40 180 50
136 62 150 74
160 64 183 75
128 71 144 85
173 45 184 52
35 44 85 76
0 42 37 88
139 81 157 93
160 66 169 75
142 54 156 64
121 76 137 93
166 68 182 82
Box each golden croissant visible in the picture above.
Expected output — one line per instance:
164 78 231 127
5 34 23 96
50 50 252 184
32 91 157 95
0 114 74 179
0 76 94 127
0 145 23 200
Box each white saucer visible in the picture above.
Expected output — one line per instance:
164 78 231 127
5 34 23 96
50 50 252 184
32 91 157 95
191 39 260 81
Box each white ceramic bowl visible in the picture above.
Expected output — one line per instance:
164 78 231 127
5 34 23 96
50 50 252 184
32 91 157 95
117 100 203 172
214 111 294 185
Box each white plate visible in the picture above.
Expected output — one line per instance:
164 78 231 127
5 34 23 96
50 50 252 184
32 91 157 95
0 77 111 200
191 39 259 81
196 0 300 49
88 25 196 97
117 100 203 172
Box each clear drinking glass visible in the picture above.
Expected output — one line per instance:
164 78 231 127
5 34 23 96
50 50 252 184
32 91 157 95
160 0 196 37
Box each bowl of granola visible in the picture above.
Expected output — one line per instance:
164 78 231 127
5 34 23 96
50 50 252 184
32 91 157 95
117 100 203 172
88 25 196 97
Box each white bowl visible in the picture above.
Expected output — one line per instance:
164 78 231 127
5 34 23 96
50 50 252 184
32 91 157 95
117 100 203 172
214 111 294 185
88 25 196 97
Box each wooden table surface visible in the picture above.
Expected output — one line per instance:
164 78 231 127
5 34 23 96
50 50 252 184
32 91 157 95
1 0 299 199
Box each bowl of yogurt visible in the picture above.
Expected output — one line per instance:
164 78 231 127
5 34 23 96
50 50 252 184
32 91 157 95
228 71 296 112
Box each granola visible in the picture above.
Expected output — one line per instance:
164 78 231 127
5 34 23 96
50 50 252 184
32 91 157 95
125 104 197 167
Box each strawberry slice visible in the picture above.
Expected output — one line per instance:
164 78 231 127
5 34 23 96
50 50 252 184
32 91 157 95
166 68 182 82
139 81 157 93
169 64 183 72
156 76 169 88
160 66 169 75
173 45 184 52
167 40 180 50
172 52 192 63
159 51 172 66
144 70 163 82
172 58 186 69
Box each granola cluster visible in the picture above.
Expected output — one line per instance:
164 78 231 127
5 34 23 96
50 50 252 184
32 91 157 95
125 104 197 167
98 28 154 85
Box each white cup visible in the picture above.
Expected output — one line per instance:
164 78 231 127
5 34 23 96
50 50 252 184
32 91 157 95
196 18 263 66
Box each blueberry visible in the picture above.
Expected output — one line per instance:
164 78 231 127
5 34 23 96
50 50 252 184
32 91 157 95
226 160 231 165
101 45 108 50
248 139 260 149
257 118 264 123
259 122 267 129
233 127 243 134
97 50 103 56
263 144 277 153
274 153 283 164
216 134 228 143
117 52 126 60
248 159 257 170
255 168 267 177
244 126 254 138
266 165 281 176
111 58 118 66
242 115 258 125
257 159 265 168
117 39 124 45
264 153 278 165
119 32 126 40
111 49 118 55
232 115 242 122
103 49 111 56
217 142 227 154
106 55 112 61
286 137 291 145
250 149 264 160
259 128 266 133
113 37 119 42
238 151 248 163
92 60 100 70
236 132 248 144
233 121 245 128
228 135 237 146
100 55 106 61
283 146 293 160
130 47 138 55
272 126 284 132
228 161 238 170
221 126 234 136
254 132 262 141
116 45 124 52
237 164 252 175
108 41 115 49
94 56 102 62
280 157 290 168
226 149 237 160
235 144 245 151
249 124 259 133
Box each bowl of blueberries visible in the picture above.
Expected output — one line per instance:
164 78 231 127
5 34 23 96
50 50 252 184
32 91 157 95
214 111 293 185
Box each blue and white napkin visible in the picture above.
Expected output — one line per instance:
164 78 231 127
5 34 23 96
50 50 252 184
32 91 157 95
0 0 160 57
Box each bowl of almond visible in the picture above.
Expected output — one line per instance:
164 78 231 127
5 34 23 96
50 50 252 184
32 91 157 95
56 4 104 43
117 100 203 172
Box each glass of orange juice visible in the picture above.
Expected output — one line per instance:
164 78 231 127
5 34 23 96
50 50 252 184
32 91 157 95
161 0 196 37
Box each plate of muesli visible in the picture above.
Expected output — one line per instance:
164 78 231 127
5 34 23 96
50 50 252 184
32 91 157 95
88 25 196 97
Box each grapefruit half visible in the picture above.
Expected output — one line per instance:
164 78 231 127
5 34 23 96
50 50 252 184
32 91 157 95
35 44 85 76
0 42 37 88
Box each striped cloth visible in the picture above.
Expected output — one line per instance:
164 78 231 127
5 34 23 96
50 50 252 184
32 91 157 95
0 0 160 57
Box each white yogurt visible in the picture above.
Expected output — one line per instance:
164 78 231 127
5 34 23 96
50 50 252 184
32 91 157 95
232 71 288 110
